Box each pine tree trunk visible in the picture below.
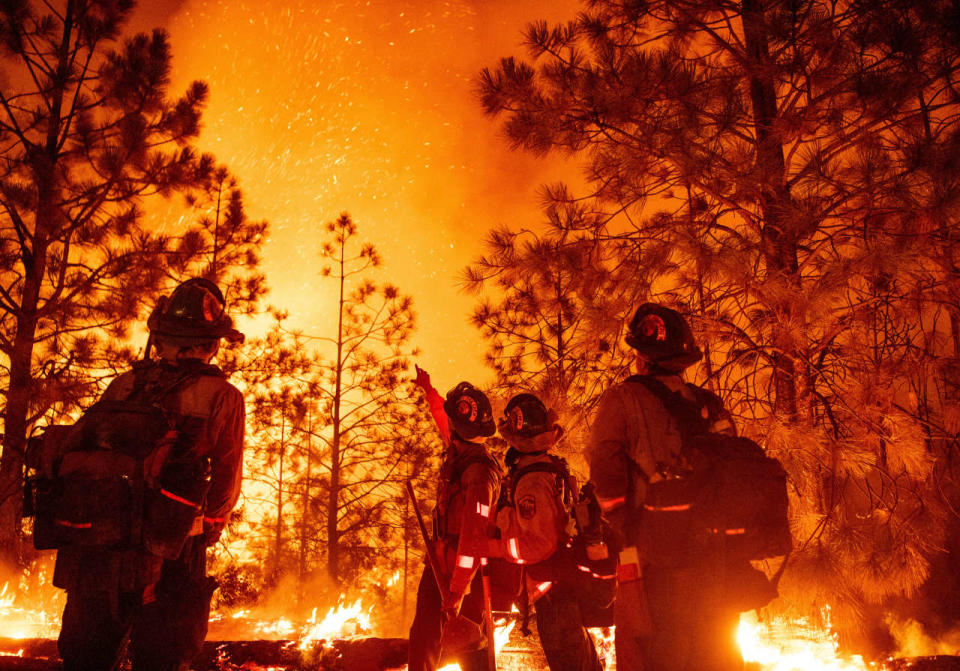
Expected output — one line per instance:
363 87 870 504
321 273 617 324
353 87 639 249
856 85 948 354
0 0 74 568
0 235 47 566
402 477 410 624
327 242 346 585
273 414 286 583
298 412 312 599
741 0 800 419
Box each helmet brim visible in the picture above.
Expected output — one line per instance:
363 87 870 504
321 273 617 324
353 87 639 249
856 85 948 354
150 318 245 344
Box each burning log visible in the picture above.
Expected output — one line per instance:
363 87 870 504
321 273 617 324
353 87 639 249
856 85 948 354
0 636 408 671
885 658 960 671
193 637 408 671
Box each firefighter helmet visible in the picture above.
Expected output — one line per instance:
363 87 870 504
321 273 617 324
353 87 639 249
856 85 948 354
443 382 495 441
498 393 562 452
147 278 244 343
625 303 701 370
501 393 550 438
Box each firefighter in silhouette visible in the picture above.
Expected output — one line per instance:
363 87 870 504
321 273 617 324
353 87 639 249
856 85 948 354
409 368 501 671
52 278 246 671
490 393 602 671
587 303 748 671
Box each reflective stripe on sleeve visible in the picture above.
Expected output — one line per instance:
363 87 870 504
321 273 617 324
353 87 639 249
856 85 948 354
599 496 626 511
457 555 475 570
160 488 201 509
643 502 691 512
476 502 491 517
507 537 526 564
55 519 92 529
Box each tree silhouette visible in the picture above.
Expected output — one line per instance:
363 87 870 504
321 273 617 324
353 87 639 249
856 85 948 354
0 0 227 564
463 222 636 464
477 0 960 638
307 213 418 585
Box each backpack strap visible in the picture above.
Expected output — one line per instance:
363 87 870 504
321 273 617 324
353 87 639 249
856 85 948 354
506 456 573 509
626 375 712 444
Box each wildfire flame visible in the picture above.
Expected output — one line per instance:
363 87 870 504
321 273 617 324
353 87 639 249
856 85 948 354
739 608 881 671
0 575 955 671
0 582 59 640
208 596 373 645
299 598 372 649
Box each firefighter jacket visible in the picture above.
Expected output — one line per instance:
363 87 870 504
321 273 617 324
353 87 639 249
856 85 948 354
101 360 245 525
53 358 245 592
434 438 501 599
586 373 734 538
495 452 570 566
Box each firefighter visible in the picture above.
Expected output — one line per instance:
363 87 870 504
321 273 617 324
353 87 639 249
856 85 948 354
409 367 501 671
53 278 246 671
491 393 602 671
586 303 744 671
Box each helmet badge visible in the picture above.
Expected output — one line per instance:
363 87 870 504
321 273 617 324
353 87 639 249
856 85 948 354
456 396 479 422
202 290 222 323
509 407 524 432
639 314 667 342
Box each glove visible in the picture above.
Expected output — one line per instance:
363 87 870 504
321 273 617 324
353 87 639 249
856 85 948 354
414 364 431 390
442 589 465 620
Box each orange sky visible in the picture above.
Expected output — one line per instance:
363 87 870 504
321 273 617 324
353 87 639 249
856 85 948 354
135 0 583 387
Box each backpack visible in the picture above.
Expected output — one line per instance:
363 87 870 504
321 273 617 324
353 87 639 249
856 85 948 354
500 451 617 626
626 375 791 566
25 360 221 559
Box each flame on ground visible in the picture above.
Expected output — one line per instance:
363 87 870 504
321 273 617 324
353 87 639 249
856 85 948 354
208 596 373 644
739 607 881 671
299 598 372 649
0 581 60 640
3 575 959 671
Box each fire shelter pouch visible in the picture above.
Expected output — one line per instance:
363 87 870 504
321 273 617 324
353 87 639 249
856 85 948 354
143 457 211 559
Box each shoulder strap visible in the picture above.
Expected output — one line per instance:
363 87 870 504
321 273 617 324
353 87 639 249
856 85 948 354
626 375 711 443
507 455 573 508
129 360 223 407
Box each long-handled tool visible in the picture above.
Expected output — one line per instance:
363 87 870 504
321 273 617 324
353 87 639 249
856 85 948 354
479 558 498 671
406 478 448 594
406 479 486 658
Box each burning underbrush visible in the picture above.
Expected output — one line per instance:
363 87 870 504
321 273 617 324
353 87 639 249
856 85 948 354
0 560 958 670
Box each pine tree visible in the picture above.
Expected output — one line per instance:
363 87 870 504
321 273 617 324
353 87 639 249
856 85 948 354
0 0 221 564
477 0 960 635
463 220 637 465
306 213 419 586
168 165 269 320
